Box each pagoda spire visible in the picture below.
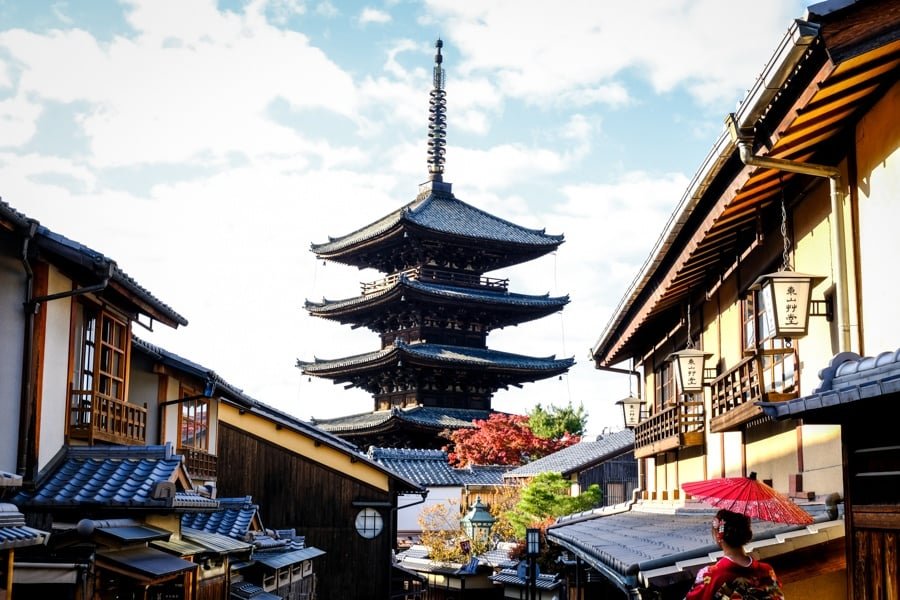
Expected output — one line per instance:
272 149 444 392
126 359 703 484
427 38 446 181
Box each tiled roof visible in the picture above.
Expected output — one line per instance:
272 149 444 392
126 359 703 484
313 406 491 434
505 430 635 478
548 505 842 590
759 349 900 420
311 192 563 255
253 546 326 570
0 503 48 550
131 339 425 492
306 276 568 314
490 568 563 590
368 448 512 486
369 448 460 485
181 527 254 554
231 581 282 600
181 496 259 538
301 341 574 374
458 465 511 486
1 199 186 327
15 445 193 510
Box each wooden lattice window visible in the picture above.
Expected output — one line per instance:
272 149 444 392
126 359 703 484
742 293 797 397
654 360 675 413
178 388 209 451
71 303 130 403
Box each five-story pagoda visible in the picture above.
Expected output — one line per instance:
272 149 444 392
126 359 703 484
299 40 573 449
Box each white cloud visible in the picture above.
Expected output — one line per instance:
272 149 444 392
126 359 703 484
0 2 360 168
358 7 391 25
0 95 42 147
315 2 339 18
426 0 807 107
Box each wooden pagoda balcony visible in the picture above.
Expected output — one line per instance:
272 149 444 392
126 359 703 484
68 389 147 445
179 446 218 481
361 267 509 295
709 355 798 432
633 400 705 459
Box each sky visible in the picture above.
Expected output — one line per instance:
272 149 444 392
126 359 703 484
0 0 815 437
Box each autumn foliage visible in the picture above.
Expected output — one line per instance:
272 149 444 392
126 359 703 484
444 413 579 467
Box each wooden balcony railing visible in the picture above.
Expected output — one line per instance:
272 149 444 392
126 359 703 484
69 389 147 445
709 354 798 432
361 267 508 295
633 400 705 459
179 446 218 481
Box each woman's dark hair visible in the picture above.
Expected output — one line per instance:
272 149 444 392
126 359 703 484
716 509 753 547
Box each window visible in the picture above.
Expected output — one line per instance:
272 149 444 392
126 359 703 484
354 508 384 539
70 303 130 420
654 360 675 413
742 293 797 396
178 388 209 451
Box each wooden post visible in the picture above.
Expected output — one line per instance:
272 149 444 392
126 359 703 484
5 549 14 600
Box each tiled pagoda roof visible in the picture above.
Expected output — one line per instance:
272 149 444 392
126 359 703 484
300 341 574 377
310 190 563 269
312 406 490 433
306 276 568 327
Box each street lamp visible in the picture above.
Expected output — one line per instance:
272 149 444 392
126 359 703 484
460 496 496 545
526 528 540 600
616 395 644 429
750 270 825 338
668 347 713 394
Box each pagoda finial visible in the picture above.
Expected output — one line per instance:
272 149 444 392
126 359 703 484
427 38 446 181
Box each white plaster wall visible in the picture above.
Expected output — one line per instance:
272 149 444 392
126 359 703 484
128 351 162 444
397 485 462 536
855 80 900 355
37 267 73 470
0 252 25 473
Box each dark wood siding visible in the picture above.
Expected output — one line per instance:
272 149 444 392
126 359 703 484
217 423 396 600
577 452 639 506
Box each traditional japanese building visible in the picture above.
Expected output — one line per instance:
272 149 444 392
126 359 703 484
300 40 573 449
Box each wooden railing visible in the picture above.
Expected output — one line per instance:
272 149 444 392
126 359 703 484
361 267 508 295
633 400 705 459
709 354 797 432
179 446 218 480
69 389 147 445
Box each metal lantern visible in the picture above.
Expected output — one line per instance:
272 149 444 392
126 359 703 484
461 496 495 543
668 347 713 394
526 528 540 557
750 271 825 338
616 395 644 428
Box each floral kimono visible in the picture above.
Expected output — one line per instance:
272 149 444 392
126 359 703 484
685 556 785 599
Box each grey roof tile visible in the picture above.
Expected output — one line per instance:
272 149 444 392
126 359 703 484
0 503 48 550
181 497 258 537
548 506 833 582
368 447 513 486
759 349 900 420
15 445 191 509
505 430 635 478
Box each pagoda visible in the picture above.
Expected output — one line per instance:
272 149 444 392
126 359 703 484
299 40 573 449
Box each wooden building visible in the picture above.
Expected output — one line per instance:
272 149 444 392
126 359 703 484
551 0 900 598
129 339 427 600
504 430 638 506
760 351 900 598
300 40 573 450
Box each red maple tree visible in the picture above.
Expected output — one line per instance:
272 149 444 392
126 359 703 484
444 413 580 467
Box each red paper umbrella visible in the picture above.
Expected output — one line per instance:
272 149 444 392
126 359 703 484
681 472 814 525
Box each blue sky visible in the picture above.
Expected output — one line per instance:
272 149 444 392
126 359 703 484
0 0 814 434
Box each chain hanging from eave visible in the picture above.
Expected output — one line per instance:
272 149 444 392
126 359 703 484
781 177 792 271
427 39 447 180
